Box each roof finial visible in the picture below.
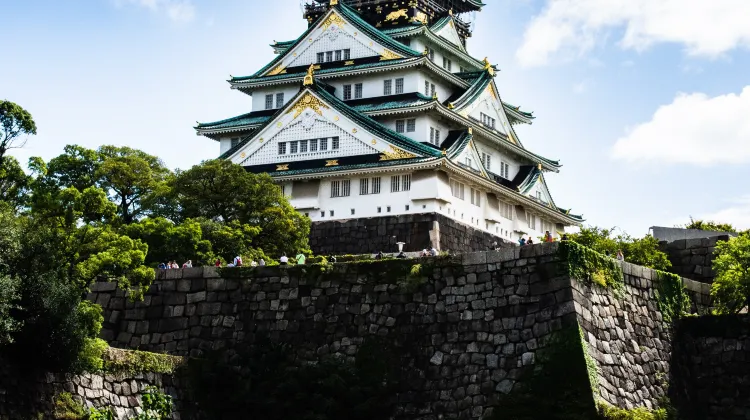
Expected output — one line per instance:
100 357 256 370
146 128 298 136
423 46 429 56
468 127 473 135
432 91 438 100
449 8 453 16
330 0 338 5
448 102 455 109
483 57 495 76
537 163 543 170
303 64 315 86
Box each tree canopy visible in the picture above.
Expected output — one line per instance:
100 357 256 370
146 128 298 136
684 217 737 234
711 233 750 314
566 226 671 271
0 100 37 167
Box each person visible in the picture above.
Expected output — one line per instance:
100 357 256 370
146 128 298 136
250 260 258 267
182 260 192 268
158 262 167 270
420 249 428 257
519 237 526 246
232 255 243 267
561 233 569 241
375 251 383 260
396 251 407 259
616 250 625 261
170 261 179 269
545 231 553 243
296 252 306 265
329 254 337 263
280 253 289 265
527 237 534 245
259 258 265 266
214 258 221 267
430 247 438 256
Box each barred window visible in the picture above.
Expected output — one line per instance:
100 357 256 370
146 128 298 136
329 180 351 197
326 51 333 62
290 141 298 154
344 49 351 60
299 139 308 153
500 161 509 179
383 79 392 95
372 177 381 194
395 78 404 94
335 50 342 61
276 93 284 108
317 53 324 63
470 188 481 207
430 127 435 144
354 83 363 99
428 48 434 60
278 142 287 155
396 120 405 133
434 129 441 145
407 119 416 132
360 178 369 195
310 139 318 152
482 153 492 171
331 181 340 198
265 94 273 110
450 180 465 200
391 175 400 192
320 138 328 151
332 137 340 150
401 174 411 191
230 137 240 148
343 84 352 100
430 83 436 97
424 81 430 96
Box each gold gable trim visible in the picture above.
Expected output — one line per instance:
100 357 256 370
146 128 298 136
325 160 339 167
286 92 330 119
276 164 289 171
323 13 346 30
379 145 416 161
380 50 400 61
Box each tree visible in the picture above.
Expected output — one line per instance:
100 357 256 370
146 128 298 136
567 226 671 271
0 100 37 167
711 233 750 314
198 218 264 263
0 156 31 210
45 144 101 193
121 218 212 266
96 146 172 224
172 160 310 257
684 217 737 234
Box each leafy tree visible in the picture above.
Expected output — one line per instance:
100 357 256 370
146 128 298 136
0 100 37 167
711 233 750 314
172 160 310 257
567 226 671 271
121 218 212 267
684 218 737 234
45 144 102 193
96 146 171 224
198 218 264 263
0 156 31 210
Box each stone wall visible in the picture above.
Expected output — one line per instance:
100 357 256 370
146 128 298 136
0 361 186 420
308 212 512 255
87 243 718 419
671 315 750 420
659 235 730 283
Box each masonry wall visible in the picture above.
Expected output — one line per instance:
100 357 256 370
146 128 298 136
659 235 730 284
0 362 186 420
671 315 750 420
308 213 512 255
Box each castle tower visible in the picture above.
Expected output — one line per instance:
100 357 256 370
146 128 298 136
196 0 582 253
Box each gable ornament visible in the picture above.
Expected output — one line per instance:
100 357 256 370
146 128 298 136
380 145 416 161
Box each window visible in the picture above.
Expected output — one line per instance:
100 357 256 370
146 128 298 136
343 84 352 100
500 202 513 220
406 119 416 132
372 177 381 194
276 93 284 108
310 138 318 152
230 137 240 148
391 176 400 192
265 94 273 110
482 153 491 171
330 210 335 217
332 137 340 150
354 83 363 99
480 113 496 129
450 180 465 200
465 157 472 168
351 209 355 215
377 207 382 213
435 129 441 145
360 178 369 195
299 139 308 153
430 127 435 144
387 206 391 212
428 48 435 60
396 120 405 133
384 79 392 95
527 212 536 230
470 188 481 207
335 50 342 61
405 205 410 211
344 49 351 60
321 211 325 217
290 141 298 154
278 142 287 155
443 57 452 71
424 81 430 96
326 51 333 62
320 138 328 151
401 174 411 191
330 179 351 198
500 161 510 179
395 78 404 94
430 83 436 97
317 52 324 63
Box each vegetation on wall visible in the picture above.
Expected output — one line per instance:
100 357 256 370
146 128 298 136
566 226 671 271
710 232 750 314
558 240 624 292
596 401 672 420
682 217 737 234
653 271 691 322
52 387 173 420
101 348 185 375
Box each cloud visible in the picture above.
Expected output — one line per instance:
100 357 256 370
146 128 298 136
516 0 750 67
611 86 750 165
115 0 195 22
693 197 750 230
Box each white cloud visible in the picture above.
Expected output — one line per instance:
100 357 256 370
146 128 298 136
115 0 195 22
611 86 750 165
516 0 750 67
694 197 750 231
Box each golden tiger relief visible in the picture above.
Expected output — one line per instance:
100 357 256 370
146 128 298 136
385 9 408 21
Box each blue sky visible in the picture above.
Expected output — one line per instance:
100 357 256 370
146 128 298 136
2 0 749 235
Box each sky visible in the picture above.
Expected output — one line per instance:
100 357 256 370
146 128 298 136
2 0 750 235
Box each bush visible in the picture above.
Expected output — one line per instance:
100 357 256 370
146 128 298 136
711 233 750 314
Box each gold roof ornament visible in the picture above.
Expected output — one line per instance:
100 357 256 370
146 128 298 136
448 102 455 109
379 145 417 161
432 91 438 100
330 0 338 5
276 164 289 171
423 46 429 56
537 163 543 170
441 149 447 156
468 127 473 135
325 159 339 167
449 8 453 16
483 57 495 76
303 64 315 86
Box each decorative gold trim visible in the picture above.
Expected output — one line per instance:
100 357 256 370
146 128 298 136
303 64 315 86
334 116 340 121
448 102 455 109
268 65 287 76
380 50 400 61
329 0 338 5
240 152 246 158
277 122 282 127
352 128 358 133
259 138 264 143
488 83 499 100
413 12 428 25
468 127 473 135
385 9 408 21
287 92 330 119
322 13 346 30
276 164 289 171
441 149 446 156
344 60 355 65
325 160 339 167
379 145 416 161
483 57 495 76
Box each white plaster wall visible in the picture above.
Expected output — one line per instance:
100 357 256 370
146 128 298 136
219 138 232 155
421 114 455 147
410 38 478 73
329 70 420 101
473 136 524 179
251 86 300 112
418 70 456 103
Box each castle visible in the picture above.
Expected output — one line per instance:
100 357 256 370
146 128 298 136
195 0 582 251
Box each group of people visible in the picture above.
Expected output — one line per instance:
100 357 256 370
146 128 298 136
518 231 558 246
158 260 192 269
419 248 439 257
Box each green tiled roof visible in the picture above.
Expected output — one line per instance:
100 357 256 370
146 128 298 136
451 70 492 111
254 155 439 178
236 2 422 82
196 111 271 130
446 130 472 159
231 57 421 83
349 92 434 113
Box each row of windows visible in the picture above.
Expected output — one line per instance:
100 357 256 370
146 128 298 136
265 93 285 110
480 112 496 129
383 78 405 96
424 81 436 97
315 204 413 218
343 83 363 100
442 57 453 72
330 175 411 198
395 118 416 133
429 127 442 146
278 137 340 155
481 151 511 179
316 49 351 64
